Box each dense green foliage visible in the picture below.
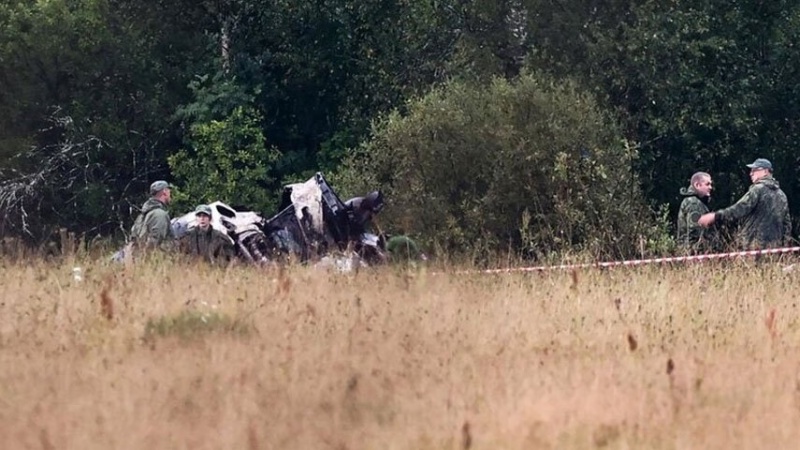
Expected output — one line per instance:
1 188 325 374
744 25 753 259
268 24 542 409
336 74 663 259
168 105 281 214
1 0 798 257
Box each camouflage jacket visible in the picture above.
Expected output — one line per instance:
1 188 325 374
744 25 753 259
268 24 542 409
179 226 234 264
676 186 713 251
715 176 792 249
131 198 173 249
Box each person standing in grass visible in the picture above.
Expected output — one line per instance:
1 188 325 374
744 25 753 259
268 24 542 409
698 158 792 249
677 171 716 252
130 180 174 251
179 204 235 265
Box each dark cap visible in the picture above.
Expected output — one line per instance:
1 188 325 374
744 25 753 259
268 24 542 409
149 180 172 195
745 158 773 170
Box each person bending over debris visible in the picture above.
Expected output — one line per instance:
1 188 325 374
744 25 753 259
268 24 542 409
386 235 427 262
344 190 384 238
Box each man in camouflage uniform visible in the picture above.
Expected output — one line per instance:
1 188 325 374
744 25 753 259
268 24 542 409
677 171 715 252
698 158 792 249
179 204 235 265
130 180 174 251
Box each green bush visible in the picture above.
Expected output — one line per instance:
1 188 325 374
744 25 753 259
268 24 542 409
168 105 281 214
337 72 666 260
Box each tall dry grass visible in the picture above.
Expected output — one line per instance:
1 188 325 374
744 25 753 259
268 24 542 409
0 256 799 449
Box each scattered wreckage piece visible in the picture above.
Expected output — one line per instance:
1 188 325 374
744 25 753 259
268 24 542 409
260 172 397 265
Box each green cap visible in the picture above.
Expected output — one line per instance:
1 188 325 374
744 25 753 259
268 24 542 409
149 180 172 195
194 204 213 217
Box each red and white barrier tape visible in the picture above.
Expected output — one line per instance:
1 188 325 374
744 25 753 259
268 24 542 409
451 246 800 275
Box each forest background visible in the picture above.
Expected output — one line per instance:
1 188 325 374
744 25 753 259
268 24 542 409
2 0 799 260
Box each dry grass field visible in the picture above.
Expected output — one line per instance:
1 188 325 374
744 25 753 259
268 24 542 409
1 256 800 449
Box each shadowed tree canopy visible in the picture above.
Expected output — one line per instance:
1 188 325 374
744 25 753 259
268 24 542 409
1 0 799 255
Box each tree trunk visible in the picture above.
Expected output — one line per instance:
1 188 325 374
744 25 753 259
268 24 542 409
221 17 232 73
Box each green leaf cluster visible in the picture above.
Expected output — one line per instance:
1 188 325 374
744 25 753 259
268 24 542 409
168 106 280 214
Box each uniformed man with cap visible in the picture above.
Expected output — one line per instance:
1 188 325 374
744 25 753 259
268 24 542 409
130 180 174 250
698 158 792 249
179 204 235 265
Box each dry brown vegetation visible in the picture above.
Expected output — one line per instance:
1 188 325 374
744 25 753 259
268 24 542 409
1 256 800 449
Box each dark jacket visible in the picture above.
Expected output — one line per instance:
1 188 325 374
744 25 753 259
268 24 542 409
715 176 792 249
179 226 234 264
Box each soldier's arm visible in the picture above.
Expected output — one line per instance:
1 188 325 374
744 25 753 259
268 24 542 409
675 213 685 239
715 187 759 223
687 202 706 235
144 210 171 246
676 199 689 241
677 199 700 241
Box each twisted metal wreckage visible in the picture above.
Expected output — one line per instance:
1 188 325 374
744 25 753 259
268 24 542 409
167 172 425 269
